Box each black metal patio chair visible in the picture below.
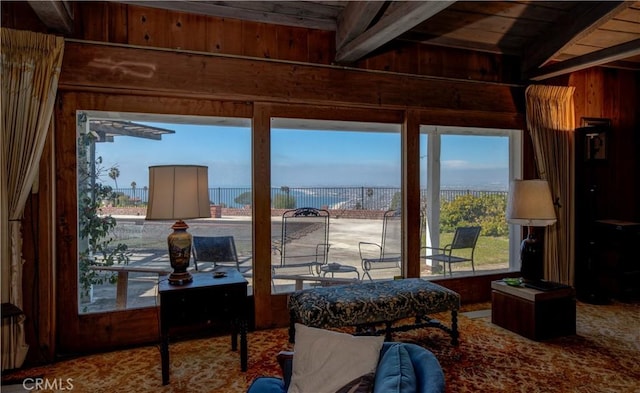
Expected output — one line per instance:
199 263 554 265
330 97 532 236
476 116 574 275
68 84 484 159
272 207 330 276
422 226 481 276
192 235 252 274
359 209 402 280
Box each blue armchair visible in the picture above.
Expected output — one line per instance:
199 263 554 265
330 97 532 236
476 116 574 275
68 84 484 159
247 342 445 393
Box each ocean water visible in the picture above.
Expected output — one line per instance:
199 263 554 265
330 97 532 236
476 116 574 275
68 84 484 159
116 186 506 210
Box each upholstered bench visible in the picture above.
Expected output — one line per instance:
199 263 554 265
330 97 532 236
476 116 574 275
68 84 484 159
288 278 460 345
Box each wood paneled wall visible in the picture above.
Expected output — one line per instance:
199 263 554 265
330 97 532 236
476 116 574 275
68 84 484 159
1 1 521 85
21 130 56 366
72 2 336 66
68 2 521 84
356 40 521 83
568 68 639 222
1 1 48 33
554 68 640 299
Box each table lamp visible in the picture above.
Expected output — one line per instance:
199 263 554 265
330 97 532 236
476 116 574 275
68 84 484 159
506 179 557 282
146 165 210 285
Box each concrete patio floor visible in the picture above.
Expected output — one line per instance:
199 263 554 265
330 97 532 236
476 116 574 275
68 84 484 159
81 215 481 314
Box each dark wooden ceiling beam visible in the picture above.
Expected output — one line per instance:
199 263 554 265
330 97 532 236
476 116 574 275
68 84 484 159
528 38 640 81
398 32 518 56
336 1 386 50
27 0 73 33
117 1 338 31
522 1 633 74
601 59 640 71
335 1 456 64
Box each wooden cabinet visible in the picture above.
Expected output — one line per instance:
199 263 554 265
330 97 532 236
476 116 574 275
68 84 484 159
594 220 640 302
491 281 575 341
159 269 248 385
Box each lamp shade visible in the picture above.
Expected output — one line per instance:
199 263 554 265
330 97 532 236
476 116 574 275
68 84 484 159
506 179 557 227
146 165 210 220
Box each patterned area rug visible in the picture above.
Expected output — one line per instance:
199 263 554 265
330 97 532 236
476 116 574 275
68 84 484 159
3 301 639 392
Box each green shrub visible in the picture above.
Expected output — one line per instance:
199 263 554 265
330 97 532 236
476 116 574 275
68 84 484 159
389 191 401 211
440 193 507 236
235 191 252 206
115 192 131 206
272 193 296 209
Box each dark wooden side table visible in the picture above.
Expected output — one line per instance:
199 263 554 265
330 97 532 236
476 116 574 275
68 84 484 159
491 280 576 341
159 269 248 385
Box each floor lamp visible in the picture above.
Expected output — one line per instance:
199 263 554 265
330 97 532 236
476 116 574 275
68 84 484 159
146 165 210 285
506 179 557 282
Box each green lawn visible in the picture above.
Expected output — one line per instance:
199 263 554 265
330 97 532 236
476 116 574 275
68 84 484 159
438 232 509 267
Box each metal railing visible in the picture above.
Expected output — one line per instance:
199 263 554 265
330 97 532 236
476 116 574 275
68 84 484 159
108 186 507 211
439 189 507 202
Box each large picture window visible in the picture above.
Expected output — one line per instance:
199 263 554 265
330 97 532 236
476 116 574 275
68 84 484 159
420 126 522 278
75 112 522 312
270 118 402 293
76 112 252 314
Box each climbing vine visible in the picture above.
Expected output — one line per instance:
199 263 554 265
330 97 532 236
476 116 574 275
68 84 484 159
77 128 130 301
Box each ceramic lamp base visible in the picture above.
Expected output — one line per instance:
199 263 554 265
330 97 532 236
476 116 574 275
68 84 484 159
520 229 543 282
168 271 193 285
167 220 193 285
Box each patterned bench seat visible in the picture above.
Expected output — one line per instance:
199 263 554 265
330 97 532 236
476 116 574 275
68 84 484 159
288 278 460 345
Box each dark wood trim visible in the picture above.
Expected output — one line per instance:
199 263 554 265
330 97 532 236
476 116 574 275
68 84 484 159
403 109 421 278
57 91 253 118
263 103 404 124
59 41 522 114
252 103 274 329
419 108 524 130
55 92 81 352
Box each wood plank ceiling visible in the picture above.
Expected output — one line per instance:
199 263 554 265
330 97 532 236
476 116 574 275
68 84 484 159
29 1 640 81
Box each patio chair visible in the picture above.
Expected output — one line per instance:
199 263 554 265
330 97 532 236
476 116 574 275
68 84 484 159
272 207 330 276
422 226 481 276
192 235 252 274
360 209 402 281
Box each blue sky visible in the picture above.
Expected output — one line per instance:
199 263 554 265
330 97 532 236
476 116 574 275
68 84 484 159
95 122 509 189
440 134 509 189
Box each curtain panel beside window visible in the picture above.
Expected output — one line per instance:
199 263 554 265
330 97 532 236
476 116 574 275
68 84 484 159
525 85 576 285
1 28 64 371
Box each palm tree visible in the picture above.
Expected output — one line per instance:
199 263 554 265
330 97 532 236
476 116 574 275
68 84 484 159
131 181 137 205
108 167 120 189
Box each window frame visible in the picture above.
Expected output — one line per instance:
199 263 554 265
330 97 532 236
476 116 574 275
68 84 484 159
421 125 523 274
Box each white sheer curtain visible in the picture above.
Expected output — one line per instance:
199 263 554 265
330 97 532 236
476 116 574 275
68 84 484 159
1 28 64 370
525 85 575 285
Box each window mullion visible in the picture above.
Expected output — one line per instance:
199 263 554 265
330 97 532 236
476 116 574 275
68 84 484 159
426 130 441 251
